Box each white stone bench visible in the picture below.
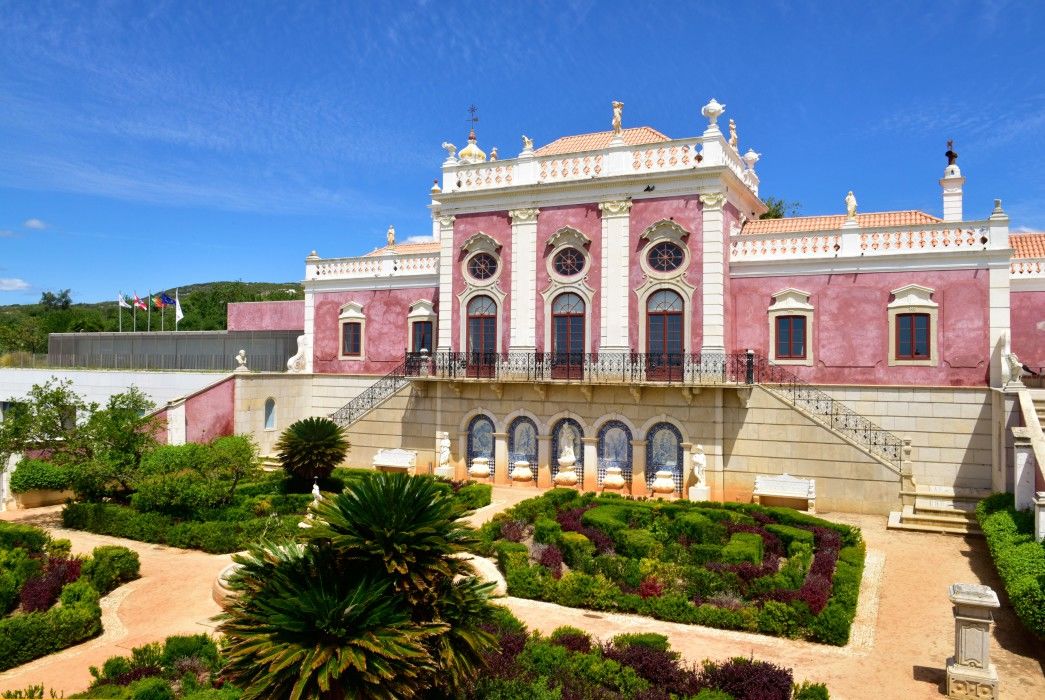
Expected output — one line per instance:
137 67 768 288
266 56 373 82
753 473 816 513
372 448 417 473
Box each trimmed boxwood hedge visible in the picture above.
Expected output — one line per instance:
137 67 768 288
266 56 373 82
976 493 1045 638
9 458 72 494
0 579 102 672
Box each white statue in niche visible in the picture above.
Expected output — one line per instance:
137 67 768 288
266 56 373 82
845 190 858 219
692 444 707 486
435 431 452 478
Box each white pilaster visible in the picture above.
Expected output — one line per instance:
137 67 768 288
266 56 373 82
940 165 965 223
508 208 539 352
436 215 456 352
302 251 319 373
700 192 727 354
598 200 633 352
988 200 1010 387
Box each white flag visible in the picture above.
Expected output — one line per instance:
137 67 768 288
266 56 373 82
175 290 184 323
117 292 131 309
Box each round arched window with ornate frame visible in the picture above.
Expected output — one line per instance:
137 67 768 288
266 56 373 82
552 247 585 278
467 252 498 281
647 241 685 273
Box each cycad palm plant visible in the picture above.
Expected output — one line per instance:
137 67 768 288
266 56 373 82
275 417 349 482
219 472 497 699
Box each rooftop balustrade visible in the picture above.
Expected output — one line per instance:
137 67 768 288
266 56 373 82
305 251 439 282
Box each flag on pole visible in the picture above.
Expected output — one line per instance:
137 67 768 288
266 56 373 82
152 294 165 309
117 293 131 309
161 293 175 306
133 294 147 310
175 289 184 327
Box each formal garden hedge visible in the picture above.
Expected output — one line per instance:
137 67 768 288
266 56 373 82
476 489 865 646
9 458 73 493
976 493 1045 638
0 521 140 672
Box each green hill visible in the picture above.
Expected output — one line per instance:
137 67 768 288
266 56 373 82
0 281 304 354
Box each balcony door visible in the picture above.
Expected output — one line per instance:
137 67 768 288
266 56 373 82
551 292 585 379
646 289 684 380
466 295 497 377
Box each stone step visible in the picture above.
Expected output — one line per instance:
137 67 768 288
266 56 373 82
913 485 991 501
912 504 979 522
887 510 983 536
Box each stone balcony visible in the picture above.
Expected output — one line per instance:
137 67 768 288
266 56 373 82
304 251 439 283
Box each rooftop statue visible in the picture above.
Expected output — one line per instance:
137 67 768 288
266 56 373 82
441 141 457 159
728 119 738 149
845 190 858 219
490 146 498 161
612 101 624 136
521 134 533 151
387 225 395 247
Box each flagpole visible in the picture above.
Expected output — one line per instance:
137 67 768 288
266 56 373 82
147 290 152 332
133 294 137 333
118 293 122 333
161 295 165 332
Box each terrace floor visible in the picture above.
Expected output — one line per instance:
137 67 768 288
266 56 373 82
0 490 1042 699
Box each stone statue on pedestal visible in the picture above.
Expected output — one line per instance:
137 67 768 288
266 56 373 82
387 225 396 247
845 190 858 219
692 444 707 486
611 101 624 136
728 119 738 149
234 349 248 372
521 135 533 151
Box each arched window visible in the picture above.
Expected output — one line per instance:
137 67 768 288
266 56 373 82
466 295 497 377
508 416 538 481
597 420 633 486
646 422 683 492
263 398 276 430
646 289 684 380
467 414 495 465
551 292 585 379
551 418 584 483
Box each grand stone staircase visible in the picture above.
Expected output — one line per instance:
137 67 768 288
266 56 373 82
888 485 987 536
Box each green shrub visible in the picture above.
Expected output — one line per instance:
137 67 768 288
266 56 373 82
275 417 349 481
453 482 492 510
544 487 580 510
47 538 72 559
720 532 763 564
676 512 726 544
493 541 529 572
757 600 805 638
9 459 71 493
765 523 814 550
809 601 852 646
615 528 661 559
533 516 563 545
559 532 595 569
976 493 1045 638
553 572 620 610
504 560 548 599
83 546 141 594
0 579 102 672
129 677 174 700
0 521 50 553
161 633 220 668
132 472 228 518
610 632 669 651
793 681 831 699
693 690 734 700
690 543 724 565
580 505 630 536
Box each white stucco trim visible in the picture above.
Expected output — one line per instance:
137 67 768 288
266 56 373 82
436 216 456 351
459 407 503 434
540 279 595 356
634 280 696 355
768 288 815 367
509 209 539 351
457 286 506 353
338 301 366 360
599 200 633 352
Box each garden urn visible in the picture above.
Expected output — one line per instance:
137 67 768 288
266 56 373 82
553 464 578 486
651 469 676 494
511 460 534 482
603 466 626 489
469 457 491 479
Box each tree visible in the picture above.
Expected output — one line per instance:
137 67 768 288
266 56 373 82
760 196 802 220
39 289 72 310
219 473 497 699
275 417 349 483
0 379 87 462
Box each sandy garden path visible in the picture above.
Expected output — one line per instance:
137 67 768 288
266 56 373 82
0 506 231 696
0 487 1041 699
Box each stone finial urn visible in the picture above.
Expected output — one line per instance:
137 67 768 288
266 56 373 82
511 460 533 482
469 457 491 479
651 469 676 495
554 448 579 486
603 466 626 490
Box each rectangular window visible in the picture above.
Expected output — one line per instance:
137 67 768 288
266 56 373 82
342 321 362 357
412 321 433 352
896 313 930 359
775 316 806 359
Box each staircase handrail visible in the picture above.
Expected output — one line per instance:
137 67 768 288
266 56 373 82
329 360 410 427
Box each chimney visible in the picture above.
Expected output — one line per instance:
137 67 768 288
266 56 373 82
940 139 964 222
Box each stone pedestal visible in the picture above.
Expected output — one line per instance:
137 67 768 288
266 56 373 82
582 438 598 492
493 433 509 485
946 583 1000 699
689 485 711 502
630 440 647 496
537 435 552 489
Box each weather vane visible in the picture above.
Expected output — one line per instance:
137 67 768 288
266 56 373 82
467 104 479 131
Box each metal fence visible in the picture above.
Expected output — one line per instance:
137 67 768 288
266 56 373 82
33 331 302 372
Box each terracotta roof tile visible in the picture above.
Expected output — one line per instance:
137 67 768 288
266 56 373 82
1011 232 1045 259
534 126 670 156
741 210 944 235
365 242 440 257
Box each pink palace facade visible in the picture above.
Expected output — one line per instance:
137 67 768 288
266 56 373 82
195 99 1043 526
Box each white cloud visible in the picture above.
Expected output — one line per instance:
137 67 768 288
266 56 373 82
23 218 47 229
403 235 435 244
0 229 18 237
0 278 30 291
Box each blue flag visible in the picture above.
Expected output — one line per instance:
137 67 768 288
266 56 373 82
161 293 175 306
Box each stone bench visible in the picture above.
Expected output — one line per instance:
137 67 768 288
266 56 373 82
753 473 816 513
372 448 417 473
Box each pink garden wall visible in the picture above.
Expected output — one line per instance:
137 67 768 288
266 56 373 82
731 269 990 386
312 287 438 374
1011 290 1045 369
184 376 235 442
227 301 304 331
451 212 513 352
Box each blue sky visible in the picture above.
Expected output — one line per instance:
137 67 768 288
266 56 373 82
1 0 1043 303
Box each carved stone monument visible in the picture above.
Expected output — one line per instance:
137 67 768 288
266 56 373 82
434 431 453 479
689 444 711 501
946 583 1000 699
233 349 249 373
611 101 624 136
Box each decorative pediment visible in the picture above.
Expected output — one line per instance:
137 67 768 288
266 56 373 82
641 219 690 245
547 226 591 250
461 231 501 256
768 288 814 312
407 299 436 320
338 301 365 319
888 284 937 309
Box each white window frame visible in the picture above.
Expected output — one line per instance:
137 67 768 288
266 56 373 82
338 301 366 359
768 288 814 367
887 284 938 367
407 299 437 352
